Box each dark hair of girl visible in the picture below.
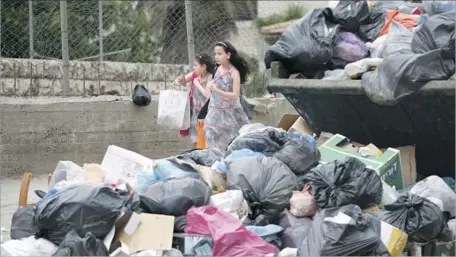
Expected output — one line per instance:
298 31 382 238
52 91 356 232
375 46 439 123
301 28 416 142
195 53 216 78
215 41 250 84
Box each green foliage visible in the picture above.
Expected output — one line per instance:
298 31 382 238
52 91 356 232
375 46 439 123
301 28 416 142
254 5 305 28
254 4 306 46
1 1 161 62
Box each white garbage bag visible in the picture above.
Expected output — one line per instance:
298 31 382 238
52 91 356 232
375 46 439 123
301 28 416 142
48 161 83 189
209 190 250 221
381 181 399 206
1 236 58 256
410 175 456 217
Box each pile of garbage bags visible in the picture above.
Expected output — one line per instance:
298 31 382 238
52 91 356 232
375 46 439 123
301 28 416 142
265 0 455 105
2 121 456 257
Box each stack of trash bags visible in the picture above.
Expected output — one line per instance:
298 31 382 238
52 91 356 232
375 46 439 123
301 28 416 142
2 123 456 256
265 0 455 105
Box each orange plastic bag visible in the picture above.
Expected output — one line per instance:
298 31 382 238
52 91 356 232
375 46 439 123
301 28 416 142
379 10 418 37
196 120 206 149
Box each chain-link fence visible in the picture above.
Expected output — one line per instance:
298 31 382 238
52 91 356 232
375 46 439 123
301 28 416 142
1 0 311 97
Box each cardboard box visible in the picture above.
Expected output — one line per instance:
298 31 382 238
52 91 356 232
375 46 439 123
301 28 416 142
277 114 314 135
317 133 416 189
108 212 175 254
101 145 155 189
318 134 406 190
370 215 408 256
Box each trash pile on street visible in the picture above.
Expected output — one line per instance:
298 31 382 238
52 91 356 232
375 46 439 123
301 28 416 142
2 114 456 256
265 0 455 105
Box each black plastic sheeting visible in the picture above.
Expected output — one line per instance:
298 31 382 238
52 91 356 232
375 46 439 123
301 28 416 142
268 80 455 179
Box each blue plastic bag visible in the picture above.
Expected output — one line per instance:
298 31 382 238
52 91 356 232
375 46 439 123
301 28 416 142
217 149 264 174
136 159 200 193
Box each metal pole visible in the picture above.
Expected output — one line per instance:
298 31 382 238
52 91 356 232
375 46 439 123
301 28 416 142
28 1 34 58
184 0 195 66
98 0 103 61
0 0 2 59
60 0 70 96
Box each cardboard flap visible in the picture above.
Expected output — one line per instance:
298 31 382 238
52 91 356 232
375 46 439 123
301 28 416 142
110 212 175 254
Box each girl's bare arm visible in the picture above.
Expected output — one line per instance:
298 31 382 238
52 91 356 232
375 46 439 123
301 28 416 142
174 72 194 86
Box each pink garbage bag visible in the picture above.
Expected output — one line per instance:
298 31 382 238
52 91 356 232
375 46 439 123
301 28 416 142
289 184 317 217
185 205 279 256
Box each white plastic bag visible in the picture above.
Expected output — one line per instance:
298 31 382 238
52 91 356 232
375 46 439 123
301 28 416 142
345 58 383 78
48 161 83 189
448 219 456 239
239 123 268 135
209 190 249 221
289 184 317 217
366 35 387 58
410 175 456 217
1 236 58 256
157 90 190 130
381 181 399 206
322 69 351 80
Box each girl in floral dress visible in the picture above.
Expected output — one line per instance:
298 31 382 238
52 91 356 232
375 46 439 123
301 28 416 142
205 41 250 149
174 54 215 148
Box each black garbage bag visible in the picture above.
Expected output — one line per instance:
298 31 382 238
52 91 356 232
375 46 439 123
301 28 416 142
302 157 383 209
178 148 225 166
358 10 385 42
411 11 456 52
226 155 298 225
273 138 320 175
53 230 109 256
362 11 455 105
132 84 151 106
382 22 414 58
378 193 452 243
174 215 187 233
10 206 35 240
422 0 456 16
332 0 369 32
278 210 313 248
34 184 131 245
298 204 389 256
225 128 290 157
264 8 341 77
140 177 211 216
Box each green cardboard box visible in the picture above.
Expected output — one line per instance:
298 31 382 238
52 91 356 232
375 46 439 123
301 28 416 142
318 134 405 190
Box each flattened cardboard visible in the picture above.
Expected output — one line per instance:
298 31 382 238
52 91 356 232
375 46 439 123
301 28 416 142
277 114 314 135
110 212 175 254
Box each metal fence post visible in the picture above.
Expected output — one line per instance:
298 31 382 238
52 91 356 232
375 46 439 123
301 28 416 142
60 0 70 96
98 0 103 61
28 1 34 59
184 0 195 66
0 0 2 60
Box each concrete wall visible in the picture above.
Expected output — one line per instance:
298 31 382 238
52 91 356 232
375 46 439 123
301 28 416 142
0 96 296 179
0 58 190 97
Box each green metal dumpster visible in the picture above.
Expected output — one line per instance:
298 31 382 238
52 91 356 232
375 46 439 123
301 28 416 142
267 62 455 178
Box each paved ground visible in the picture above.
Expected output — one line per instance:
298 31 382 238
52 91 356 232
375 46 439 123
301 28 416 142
1 175 49 243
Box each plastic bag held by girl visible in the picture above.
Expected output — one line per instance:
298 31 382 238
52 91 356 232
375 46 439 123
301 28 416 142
289 184 317 218
185 206 279 256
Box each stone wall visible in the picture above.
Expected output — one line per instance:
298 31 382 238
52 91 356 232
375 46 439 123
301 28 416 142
0 58 190 97
0 96 296 178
